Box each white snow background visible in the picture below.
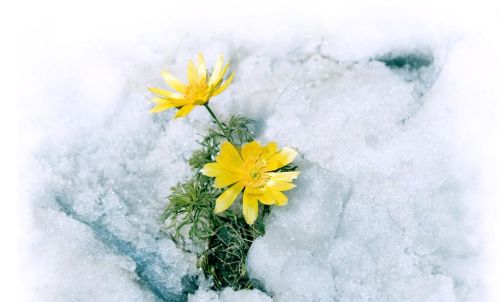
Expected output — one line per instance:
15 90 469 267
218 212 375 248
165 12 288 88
4 0 500 301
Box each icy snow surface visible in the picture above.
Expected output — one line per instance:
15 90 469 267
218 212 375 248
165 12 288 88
20 14 498 302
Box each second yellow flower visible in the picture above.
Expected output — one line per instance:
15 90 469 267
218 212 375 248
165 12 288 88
149 53 234 118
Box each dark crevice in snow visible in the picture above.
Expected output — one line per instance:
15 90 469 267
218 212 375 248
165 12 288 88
373 52 442 126
376 53 434 70
333 180 354 240
54 195 197 302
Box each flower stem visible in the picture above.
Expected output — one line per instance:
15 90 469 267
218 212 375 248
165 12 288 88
204 104 232 142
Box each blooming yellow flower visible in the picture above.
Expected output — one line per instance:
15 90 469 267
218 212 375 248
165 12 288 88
201 141 300 225
148 53 234 118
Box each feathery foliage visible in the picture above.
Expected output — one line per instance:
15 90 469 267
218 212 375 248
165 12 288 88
163 115 262 290
163 115 296 291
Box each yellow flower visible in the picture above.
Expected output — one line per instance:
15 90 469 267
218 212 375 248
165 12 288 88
148 53 234 118
201 141 300 225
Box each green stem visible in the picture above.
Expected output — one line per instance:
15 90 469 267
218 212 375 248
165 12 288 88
204 104 232 142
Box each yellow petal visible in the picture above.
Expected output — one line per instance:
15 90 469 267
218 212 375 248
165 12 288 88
214 172 243 188
167 98 191 107
257 192 276 205
212 72 234 97
148 87 185 100
220 63 230 78
187 60 199 84
266 179 297 191
241 141 262 162
267 171 300 182
203 145 245 189
174 105 195 118
268 190 288 206
265 147 298 171
150 95 190 108
261 142 278 159
201 162 228 177
161 71 187 93
152 97 166 104
243 191 259 225
150 103 176 113
214 181 245 213
208 55 224 86
216 141 244 172
197 53 207 83
212 62 229 86
244 186 266 195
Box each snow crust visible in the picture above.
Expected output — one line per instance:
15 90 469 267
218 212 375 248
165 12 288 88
19 9 499 302
189 288 272 302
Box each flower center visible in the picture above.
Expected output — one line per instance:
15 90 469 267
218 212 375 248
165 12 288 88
243 157 269 188
185 81 210 104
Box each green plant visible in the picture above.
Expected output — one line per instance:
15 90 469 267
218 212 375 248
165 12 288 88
162 116 263 290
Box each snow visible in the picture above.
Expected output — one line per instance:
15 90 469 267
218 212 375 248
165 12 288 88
17 2 500 302
246 44 488 301
188 288 272 302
